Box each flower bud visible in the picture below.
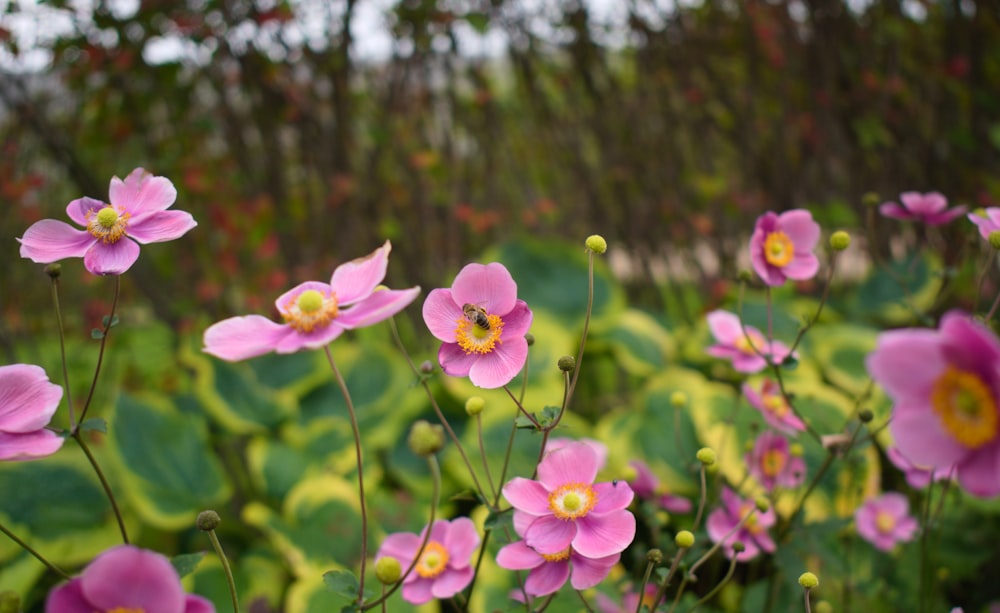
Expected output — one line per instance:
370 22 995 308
408 420 445 456
814 602 833 613
798 572 819 589
737 269 753 283
989 231 1000 251
862 192 880 207
465 396 485 416
375 556 402 584
557 355 576 372
44 263 61 279
197 510 221 532
525 333 535 346
419 360 434 374
789 442 805 457
829 231 851 251
858 408 874 423
646 548 663 564
696 447 717 466
674 530 695 548
670 391 688 409
754 495 770 513
732 541 745 553
585 234 608 254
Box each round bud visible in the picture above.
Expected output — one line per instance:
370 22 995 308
670 391 688 409
696 447 717 466
754 495 771 513
674 530 695 549
814 602 834 613
557 355 576 372
829 231 851 251
197 510 221 532
789 442 805 457
585 234 608 254
732 541 745 553
44 263 62 279
989 231 1000 251
465 396 485 416
858 408 874 423
419 360 434 374
408 420 445 456
525 333 535 346
862 192 880 207
737 269 753 283
798 572 819 589
646 548 663 564
375 556 402 584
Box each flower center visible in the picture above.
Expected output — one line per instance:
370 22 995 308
454 313 504 355
282 289 340 333
761 449 787 477
540 547 571 563
415 541 450 579
739 503 764 535
763 231 795 267
930 366 997 448
762 392 789 417
875 510 896 534
86 205 130 244
734 329 766 356
548 482 597 520
106 609 144 613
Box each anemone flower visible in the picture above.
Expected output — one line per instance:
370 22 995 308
706 310 793 374
749 209 820 287
496 540 618 597
968 207 1000 241
46 545 215 613
375 518 479 605
422 262 532 388
627 459 692 514
706 487 777 562
745 431 806 491
19 168 196 275
502 441 635 559
203 241 419 361
0 364 65 461
879 191 965 225
854 492 918 552
886 446 953 490
742 378 806 436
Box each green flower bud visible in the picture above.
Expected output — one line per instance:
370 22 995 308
557 355 576 372
420 360 434 374
670 391 688 408
754 495 771 513
829 231 851 251
525 333 535 346
989 231 1000 250
674 530 695 548
197 510 221 532
408 420 445 456
585 234 608 254
737 269 753 283
798 572 819 589
858 408 874 423
732 541 745 553
862 192 880 207
44 263 61 279
465 396 485 416
814 602 834 613
646 548 663 564
375 556 402 584
789 442 805 457
696 447 717 466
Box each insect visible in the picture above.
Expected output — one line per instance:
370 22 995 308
462 303 491 330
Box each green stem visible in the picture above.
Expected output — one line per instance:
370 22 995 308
636 556 660 613
76 275 121 429
73 431 128 544
206 528 240 613
563 251 596 415
692 464 708 532
0 521 70 579
651 546 688 610
49 275 75 429
682 555 739 613
475 413 498 503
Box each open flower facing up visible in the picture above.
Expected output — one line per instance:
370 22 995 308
422 262 532 389
866 311 1000 497
745 431 806 491
503 442 635 559
854 492 918 552
742 378 806 435
879 192 966 226
968 207 1000 241
19 168 196 276
0 364 65 461
749 209 821 287
627 460 693 514
375 518 479 605
203 241 419 361
706 487 777 562
707 310 793 374
46 545 215 613
886 446 953 490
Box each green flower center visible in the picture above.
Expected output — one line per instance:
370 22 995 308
87 205 130 244
297 290 324 313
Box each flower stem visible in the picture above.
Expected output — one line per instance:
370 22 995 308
803 587 813 613
692 464 708 531
651 545 689 610
205 528 240 613
76 275 121 429
635 556 659 613
563 251 597 412
72 431 128 544
682 555 739 613
0 521 70 579
48 275 75 429
475 414 498 502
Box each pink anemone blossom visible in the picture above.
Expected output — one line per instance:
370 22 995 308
544 437 609 471
706 487 777 562
0 364 65 461
749 209 821 286
968 207 1000 241
422 262 532 389
46 545 215 613
496 537 618 597
886 446 953 490
742 378 806 436
627 460 693 514
203 241 419 361
879 192 966 225
854 492 918 552
375 518 479 605
707 310 794 373
502 441 635 559
866 311 1000 497
19 168 196 276
745 432 806 491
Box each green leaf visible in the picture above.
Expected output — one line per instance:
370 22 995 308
171 552 205 578
90 328 105 340
79 417 107 434
514 413 540 430
322 569 359 598
465 12 490 34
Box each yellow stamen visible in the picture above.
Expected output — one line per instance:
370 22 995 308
875 510 896 534
282 289 339 333
548 482 598 520
454 313 504 355
761 449 787 477
762 392 790 417
415 541 450 579
763 231 795 267
540 547 571 563
734 329 766 355
930 366 998 448
86 205 130 244
107 609 144 613
740 503 763 535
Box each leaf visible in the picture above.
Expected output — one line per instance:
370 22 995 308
465 12 490 34
171 552 205 578
90 328 105 340
322 569 359 599
78 417 107 434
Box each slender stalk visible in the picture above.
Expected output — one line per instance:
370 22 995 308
0 521 70 579
206 528 240 613
77 275 121 428
563 251 597 413
651 546 688 609
986 288 1000 322
636 556 660 613
573 589 596 612
48 274 75 429
504 385 541 430
803 587 813 613
692 465 709 531
682 555 739 613
495 418 519 506
475 413 498 502
73 431 128 543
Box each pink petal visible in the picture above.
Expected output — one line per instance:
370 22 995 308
627 460 658 497
866 329 944 403
573 511 636 558
66 197 106 226
0 364 63 433
500 301 533 337
203 316 295 361
401 577 434 605
525 560 569 596
874 492 910 517
939 312 1000 376
891 406 968 468
273 323 344 353
468 336 528 389
502 478 552 515
731 352 769 374
450 262 518 315
568 552 618 590
749 232 787 287
591 482 634 513
430 566 474 599
0 430 66 461
18 220 95 264
925 206 966 226
496 541 544 571
512 510 536 537
83 239 141 275
706 310 743 344
524 515 577 555
969 210 1000 239
733 538 763 561
778 209 820 250
45 579 90 613
81 545 185 613
184 595 217 613
880 202 913 220
377 532 420 567
423 289 464 342
336 287 421 329
781 253 819 281
706 507 735 546
443 517 479 569
957 443 1000 498
329 241 391 306
901 191 946 215
538 442 600 490
109 172 177 216
127 210 197 244
438 343 478 378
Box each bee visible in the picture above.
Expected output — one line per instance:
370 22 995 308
462 303 491 331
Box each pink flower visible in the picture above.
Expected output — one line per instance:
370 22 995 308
627 460 693 514
422 262 533 389
879 192 966 226
706 310 793 373
886 446 953 490
706 487 776 562
854 492 918 552
495 539 618 597
968 207 1000 240
545 437 609 471
502 441 636 559
742 378 806 435
19 168 196 276
203 241 419 361
594 584 659 612
46 545 215 613
866 311 1000 497
375 518 479 605
749 209 820 286
0 364 65 461
745 432 806 491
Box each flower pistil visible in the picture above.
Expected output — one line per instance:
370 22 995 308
415 541 450 579
283 289 339 333
548 482 598 520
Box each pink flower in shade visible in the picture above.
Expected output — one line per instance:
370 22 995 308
968 207 1000 240
854 492 918 552
706 487 777 562
46 545 215 613
866 311 1000 497
879 192 966 226
422 263 533 389
594 584 660 613
886 446 953 490
375 518 479 605
18 168 196 276
745 432 806 491
706 310 794 374
0 364 65 461
742 378 806 436
749 209 821 287
627 460 693 514
545 437 609 471
502 442 636 559
203 241 419 361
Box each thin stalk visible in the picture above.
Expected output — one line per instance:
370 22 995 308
573 589 596 612
803 588 814 613
206 529 240 613
651 546 689 609
73 431 128 543
0 521 70 579
692 465 709 531
476 413 498 502
49 275 75 429
563 251 597 412
636 555 661 613
77 275 121 428
682 555 739 613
